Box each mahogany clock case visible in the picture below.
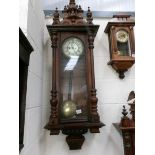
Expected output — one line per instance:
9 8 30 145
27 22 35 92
45 0 104 150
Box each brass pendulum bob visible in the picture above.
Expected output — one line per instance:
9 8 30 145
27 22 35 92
62 71 76 118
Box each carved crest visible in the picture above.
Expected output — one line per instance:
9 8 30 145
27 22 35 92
53 0 93 25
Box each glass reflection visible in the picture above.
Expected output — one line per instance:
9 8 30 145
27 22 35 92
60 51 88 122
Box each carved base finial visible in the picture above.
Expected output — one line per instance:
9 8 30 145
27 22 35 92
66 135 85 150
118 71 125 79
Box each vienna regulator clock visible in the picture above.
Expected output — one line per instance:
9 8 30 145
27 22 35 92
45 0 104 150
104 15 135 79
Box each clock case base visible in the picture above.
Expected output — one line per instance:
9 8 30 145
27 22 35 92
66 135 85 150
45 122 104 149
108 56 135 79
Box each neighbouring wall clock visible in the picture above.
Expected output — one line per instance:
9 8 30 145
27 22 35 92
104 15 135 79
45 0 104 150
113 91 135 155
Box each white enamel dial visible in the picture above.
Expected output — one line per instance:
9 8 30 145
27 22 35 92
62 37 84 57
116 30 129 43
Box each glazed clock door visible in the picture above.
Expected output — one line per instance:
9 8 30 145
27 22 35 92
60 36 88 123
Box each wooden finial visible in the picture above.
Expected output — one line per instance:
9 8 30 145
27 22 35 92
122 105 128 117
78 5 82 11
64 5 67 10
120 105 131 127
53 7 60 25
69 0 75 5
86 7 93 24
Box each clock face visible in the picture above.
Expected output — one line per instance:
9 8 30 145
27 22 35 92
116 30 129 43
62 37 84 57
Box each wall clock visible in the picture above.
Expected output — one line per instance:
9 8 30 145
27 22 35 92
45 0 104 150
104 15 135 79
113 91 135 155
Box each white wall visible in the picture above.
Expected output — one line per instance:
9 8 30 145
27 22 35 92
19 0 29 35
20 1 135 155
43 0 135 11
20 0 52 155
43 18 135 155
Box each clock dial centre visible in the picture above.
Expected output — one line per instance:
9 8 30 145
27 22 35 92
116 30 129 43
62 37 84 57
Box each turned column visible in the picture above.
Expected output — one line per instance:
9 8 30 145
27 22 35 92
49 32 60 134
88 32 100 129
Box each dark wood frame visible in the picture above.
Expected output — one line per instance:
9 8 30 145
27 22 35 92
104 15 135 79
113 91 135 155
113 123 135 155
19 28 33 151
45 0 104 150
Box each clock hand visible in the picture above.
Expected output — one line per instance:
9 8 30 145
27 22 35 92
71 44 74 50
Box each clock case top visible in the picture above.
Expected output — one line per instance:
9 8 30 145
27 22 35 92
45 0 104 150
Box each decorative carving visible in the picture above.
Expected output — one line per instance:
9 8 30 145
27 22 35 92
120 105 131 127
51 32 58 48
110 26 117 54
122 131 133 154
88 33 94 49
45 90 60 135
69 0 75 5
87 31 101 130
44 31 60 135
86 7 93 24
90 89 100 123
113 91 135 155
62 128 88 135
122 105 128 117
88 32 100 126
60 0 86 25
53 8 60 25
66 135 85 150
113 15 131 21
51 0 97 25
77 5 83 18
49 90 58 125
